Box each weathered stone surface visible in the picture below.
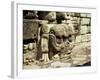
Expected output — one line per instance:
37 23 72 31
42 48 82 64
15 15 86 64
23 44 28 50
80 25 88 34
80 13 91 18
23 42 37 65
38 11 56 22
87 34 91 41
81 18 90 25
72 17 78 21
81 34 88 42
45 12 56 21
75 35 82 43
80 34 91 42
80 13 87 17
23 10 38 19
87 26 91 33
46 24 56 32
39 20 48 24
68 12 75 16
23 50 37 64
75 34 91 43
71 43 91 66
50 61 72 68
66 20 72 24
86 14 91 18
76 42 90 47
23 64 41 69
23 19 39 39
68 13 80 17
56 12 67 20
23 11 91 69
41 38 49 53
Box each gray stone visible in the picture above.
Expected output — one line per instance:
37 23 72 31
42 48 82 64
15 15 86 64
71 43 91 66
50 61 72 68
23 20 39 39
81 18 90 25
81 34 88 42
75 35 82 43
80 25 88 34
87 34 91 41
87 26 91 33
86 14 91 18
80 13 87 17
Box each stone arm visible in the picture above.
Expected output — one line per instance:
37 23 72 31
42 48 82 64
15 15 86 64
49 33 64 52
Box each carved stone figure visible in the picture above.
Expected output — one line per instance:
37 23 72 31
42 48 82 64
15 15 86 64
37 12 57 62
48 12 75 60
49 24 75 59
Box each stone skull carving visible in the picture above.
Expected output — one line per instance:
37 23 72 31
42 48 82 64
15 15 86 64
49 24 75 59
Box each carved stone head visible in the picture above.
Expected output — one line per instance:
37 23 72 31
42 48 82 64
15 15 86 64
49 24 75 59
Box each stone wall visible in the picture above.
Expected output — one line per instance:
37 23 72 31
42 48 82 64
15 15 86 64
23 10 91 68
75 13 91 45
23 11 91 43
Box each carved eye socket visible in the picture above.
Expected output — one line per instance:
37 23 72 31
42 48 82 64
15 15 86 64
50 30 55 34
69 35 72 38
68 35 72 42
56 36 61 39
56 36 63 44
62 35 72 42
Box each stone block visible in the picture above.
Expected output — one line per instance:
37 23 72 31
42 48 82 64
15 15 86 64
23 20 39 39
80 25 88 34
80 13 87 17
71 43 91 65
75 35 82 43
74 13 80 17
86 13 91 18
71 17 80 24
39 20 48 24
81 18 90 25
72 17 78 21
50 61 72 68
66 20 72 24
75 41 90 48
70 13 75 16
81 34 91 42
87 34 91 41
81 34 88 42
87 26 91 33
80 13 91 18
23 10 38 19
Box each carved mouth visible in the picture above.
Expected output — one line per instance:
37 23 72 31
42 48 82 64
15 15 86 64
49 33 74 54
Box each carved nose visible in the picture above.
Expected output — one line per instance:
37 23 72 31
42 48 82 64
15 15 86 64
67 41 70 44
60 38 63 43
65 40 70 46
